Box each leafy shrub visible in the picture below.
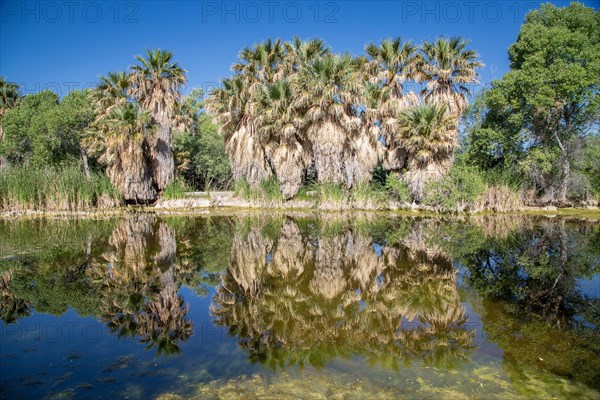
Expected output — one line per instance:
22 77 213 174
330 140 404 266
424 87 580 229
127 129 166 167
576 135 600 201
173 127 231 191
384 174 411 202
422 165 486 209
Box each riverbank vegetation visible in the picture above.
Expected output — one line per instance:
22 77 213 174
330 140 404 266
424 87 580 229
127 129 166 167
0 3 598 212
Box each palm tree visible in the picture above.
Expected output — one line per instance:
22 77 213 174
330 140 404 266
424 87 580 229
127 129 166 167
91 103 157 203
346 82 387 186
85 71 159 202
364 37 418 99
255 80 308 199
207 40 290 187
0 77 20 120
232 38 285 85
417 37 483 115
294 54 362 185
93 71 130 118
129 49 187 191
364 38 419 175
282 36 330 75
207 75 273 185
396 103 458 201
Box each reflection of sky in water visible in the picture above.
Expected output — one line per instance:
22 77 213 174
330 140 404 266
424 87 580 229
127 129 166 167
577 275 600 298
0 286 263 399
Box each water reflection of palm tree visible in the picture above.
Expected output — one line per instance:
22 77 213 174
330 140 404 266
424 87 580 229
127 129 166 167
88 215 192 355
212 217 474 370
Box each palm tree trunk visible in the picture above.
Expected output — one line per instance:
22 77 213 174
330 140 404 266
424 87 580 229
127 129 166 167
227 123 272 186
313 121 346 185
110 142 157 204
150 120 175 191
271 140 306 199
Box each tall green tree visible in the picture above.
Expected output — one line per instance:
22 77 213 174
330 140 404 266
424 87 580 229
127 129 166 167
482 3 600 202
172 88 231 191
0 90 94 170
0 78 21 168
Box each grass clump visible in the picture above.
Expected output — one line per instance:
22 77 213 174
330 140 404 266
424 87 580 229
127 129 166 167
351 182 387 209
259 177 284 202
234 177 283 204
315 182 347 210
0 165 120 211
162 179 190 200
233 178 252 199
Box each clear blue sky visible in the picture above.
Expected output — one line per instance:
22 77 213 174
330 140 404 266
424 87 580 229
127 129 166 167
1 0 598 98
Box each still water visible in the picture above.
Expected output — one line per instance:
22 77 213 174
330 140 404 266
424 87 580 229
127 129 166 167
0 212 599 399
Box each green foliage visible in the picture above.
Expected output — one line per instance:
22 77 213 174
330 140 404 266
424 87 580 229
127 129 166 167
478 168 524 191
0 90 95 168
384 174 411 202
173 89 231 191
503 3 600 128
162 179 190 200
422 165 486 208
463 126 524 172
518 147 561 193
462 3 600 201
0 165 119 211
576 134 600 198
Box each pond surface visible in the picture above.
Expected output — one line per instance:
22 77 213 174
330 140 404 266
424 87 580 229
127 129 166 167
0 212 599 399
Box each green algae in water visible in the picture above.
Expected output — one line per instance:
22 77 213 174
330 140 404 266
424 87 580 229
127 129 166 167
157 365 600 400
